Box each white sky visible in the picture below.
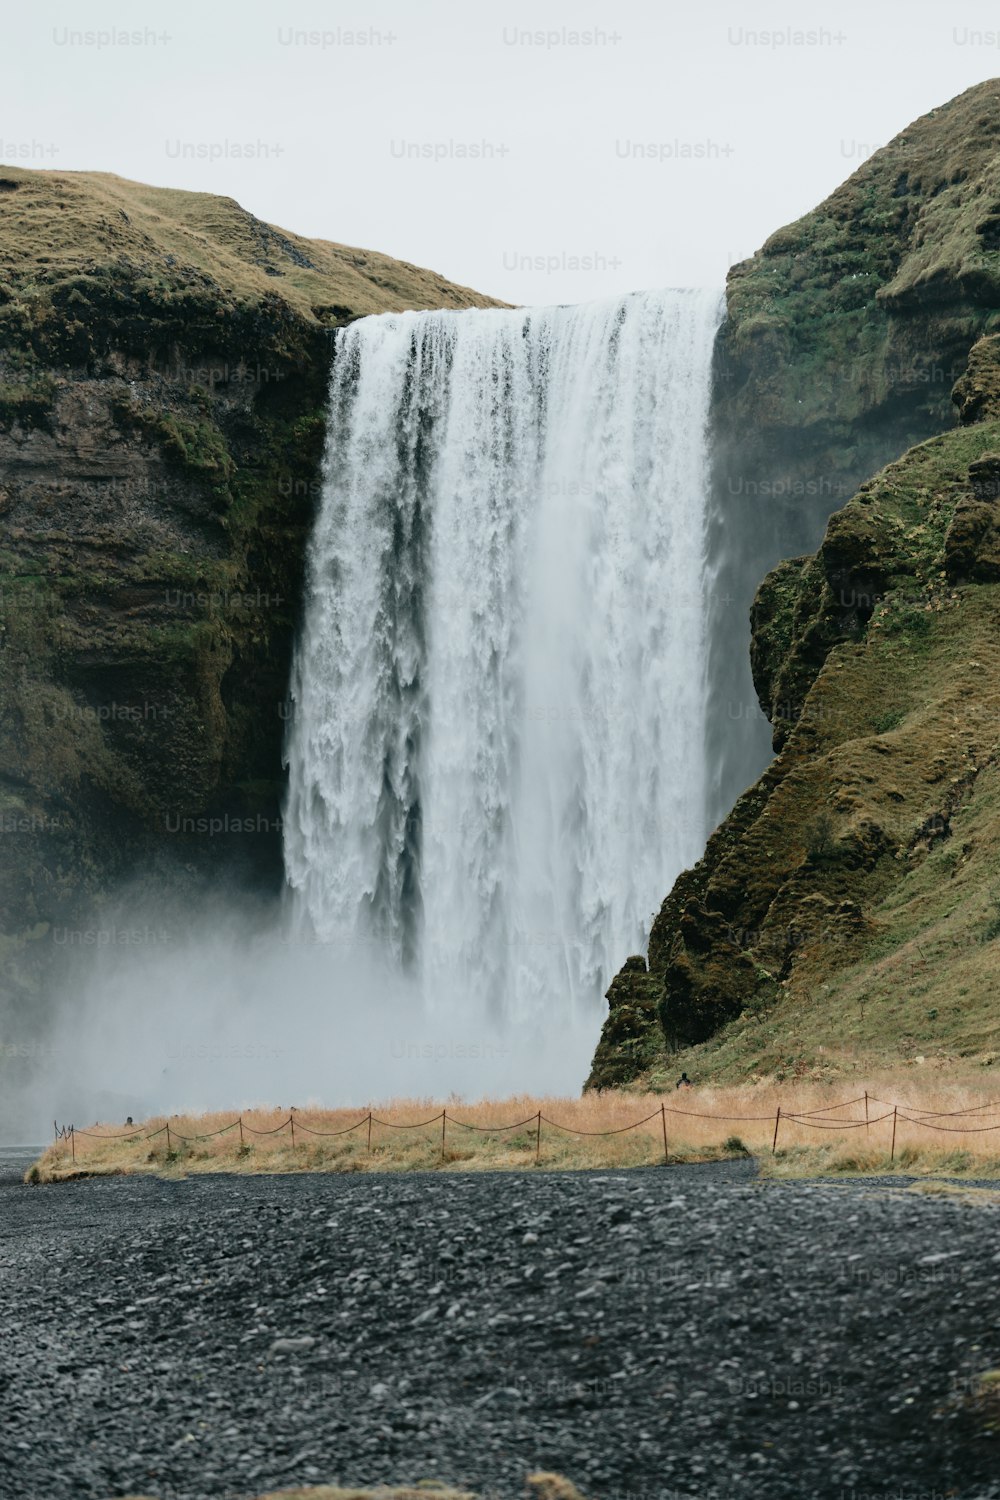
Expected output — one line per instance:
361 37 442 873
5 0 1000 305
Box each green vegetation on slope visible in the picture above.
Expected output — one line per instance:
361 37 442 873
721 77 1000 442
706 80 1000 825
589 348 1000 1088
593 79 1000 1090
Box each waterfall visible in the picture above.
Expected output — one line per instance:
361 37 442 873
283 288 723 1082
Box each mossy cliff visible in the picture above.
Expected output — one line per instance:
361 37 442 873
592 82 1000 1088
719 77 1000 489
707 78 1000 818
0 166 499 1018
589 347 1000 1088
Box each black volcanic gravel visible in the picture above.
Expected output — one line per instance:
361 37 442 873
1 1161 999 1500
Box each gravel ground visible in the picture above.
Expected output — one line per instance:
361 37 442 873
1 1160 999 1500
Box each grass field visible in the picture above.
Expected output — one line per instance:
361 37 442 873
30 1074 1000 1183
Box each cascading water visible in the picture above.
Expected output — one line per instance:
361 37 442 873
283 288 723 1088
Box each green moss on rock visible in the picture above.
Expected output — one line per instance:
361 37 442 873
590 396 1000 1088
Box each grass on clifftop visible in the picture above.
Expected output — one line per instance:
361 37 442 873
29 1077 1000 1184
0 164 504 328
724 78 1000 428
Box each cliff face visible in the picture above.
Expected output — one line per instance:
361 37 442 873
590 342 1000 1087
0 166 500 1020
718 78 1000 487
706 79 1000 819
592 81 1000 1088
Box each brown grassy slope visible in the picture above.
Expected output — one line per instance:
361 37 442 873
0 164 503 322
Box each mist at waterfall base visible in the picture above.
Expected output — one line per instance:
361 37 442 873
11 894 565 1138
14 288 723 1135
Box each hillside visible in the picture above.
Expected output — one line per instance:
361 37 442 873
717 76 1000 495
707 78 1000 816
0 167 501 1021
593 82 1000 1089
0 165 496 335
588 336 1000 1088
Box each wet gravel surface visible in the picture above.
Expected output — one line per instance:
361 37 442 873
1 1161 999 1500
0 1145 44 1185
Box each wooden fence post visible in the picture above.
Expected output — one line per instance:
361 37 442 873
890 1106 897 1163
238 1117 244 1148
771 1107 781 1155
535 1111 542 1164
166 1123 172 1155
70 1126 75 1165
289 1114 296 1148
367 1112 372 1154
661 1103 669 1165
441 1110 447 1162
864 1091 870 1136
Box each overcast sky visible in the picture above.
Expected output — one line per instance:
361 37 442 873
6 0 1000 305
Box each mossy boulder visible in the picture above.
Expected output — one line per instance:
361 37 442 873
954 334 1000 423
585 956 666 1090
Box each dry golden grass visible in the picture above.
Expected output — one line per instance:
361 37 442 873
123 1489 476 1500
0 164 504 321
30 1074 1000 1183
121 1469 585 1500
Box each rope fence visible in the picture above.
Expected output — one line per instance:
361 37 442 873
50 1089 1000 1168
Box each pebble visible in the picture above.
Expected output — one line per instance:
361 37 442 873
268 1336 316 1355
